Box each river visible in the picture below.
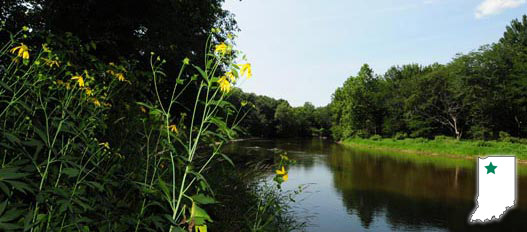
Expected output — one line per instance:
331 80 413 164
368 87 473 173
224 138 527 231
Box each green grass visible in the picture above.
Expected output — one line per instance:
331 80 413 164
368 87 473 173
341 137 527 160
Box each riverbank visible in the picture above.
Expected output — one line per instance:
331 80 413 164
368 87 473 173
341 137 527 160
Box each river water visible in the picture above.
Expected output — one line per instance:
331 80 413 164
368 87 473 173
225 138 527 231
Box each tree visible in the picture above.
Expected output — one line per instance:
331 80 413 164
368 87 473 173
409 68 470 139
274 101 296 137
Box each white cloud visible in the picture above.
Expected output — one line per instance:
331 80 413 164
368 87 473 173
475 0 525 18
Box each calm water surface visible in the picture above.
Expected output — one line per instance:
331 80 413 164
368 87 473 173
225 138 527 232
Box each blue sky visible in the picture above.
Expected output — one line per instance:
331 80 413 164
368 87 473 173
223 0 526 107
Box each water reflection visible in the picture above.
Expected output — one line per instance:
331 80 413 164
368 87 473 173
226 138 527 231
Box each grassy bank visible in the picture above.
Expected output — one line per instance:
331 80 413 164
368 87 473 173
341 137 527 160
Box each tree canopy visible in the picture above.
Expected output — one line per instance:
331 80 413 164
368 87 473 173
329 15 527 141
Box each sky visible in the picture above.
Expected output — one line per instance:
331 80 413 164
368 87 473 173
223 0 527 107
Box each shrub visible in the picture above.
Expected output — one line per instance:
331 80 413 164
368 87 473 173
434 135 454 141
498 131 520 143
468 125 492 140
499 131 512 142
393 132 408 140
370 134 382 141
354 129 370 139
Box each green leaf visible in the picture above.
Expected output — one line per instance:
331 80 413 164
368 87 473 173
0 168 29 180
0 208 24 223
86 181 104 191
0 183 9 196
158 178 170 200
33 127 49 146
0 222 22 230
192 65 208 81
23 210 33 231
0 201 6 215
191 203 212 225
136 101 154 109
3 132 20 144
4 180 33 194
191 194 218 205
62 168 80 177
220 153 235 167
0 80 13 92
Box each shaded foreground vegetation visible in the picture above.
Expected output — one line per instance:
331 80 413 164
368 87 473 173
0 1 303 231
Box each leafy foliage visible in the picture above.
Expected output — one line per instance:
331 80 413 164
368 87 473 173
330 15 527 141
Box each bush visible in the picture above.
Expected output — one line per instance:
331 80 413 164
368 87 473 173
499 131 512 142
370 134 382 141
434 135 454 141
393 132 408 140
354 129 370 139
468 125 492 140
498 131 520 143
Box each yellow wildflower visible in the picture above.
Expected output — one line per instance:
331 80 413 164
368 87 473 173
107 70 127 82
84 87 93 96
214 42 228 55
10 43 30 59
42 58 60 68
71 75 84 87
239 63 252 79
116 73 126 81
275 166 286 175
226 71 236 82
91 98 101 107
218 76 231 93
168 124 178 133
275 166 288 182
99 142 110 149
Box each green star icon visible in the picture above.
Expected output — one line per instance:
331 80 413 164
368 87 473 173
485 162 497 174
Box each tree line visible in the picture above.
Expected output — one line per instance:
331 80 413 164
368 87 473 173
228 89 332 138
330 16 527 141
